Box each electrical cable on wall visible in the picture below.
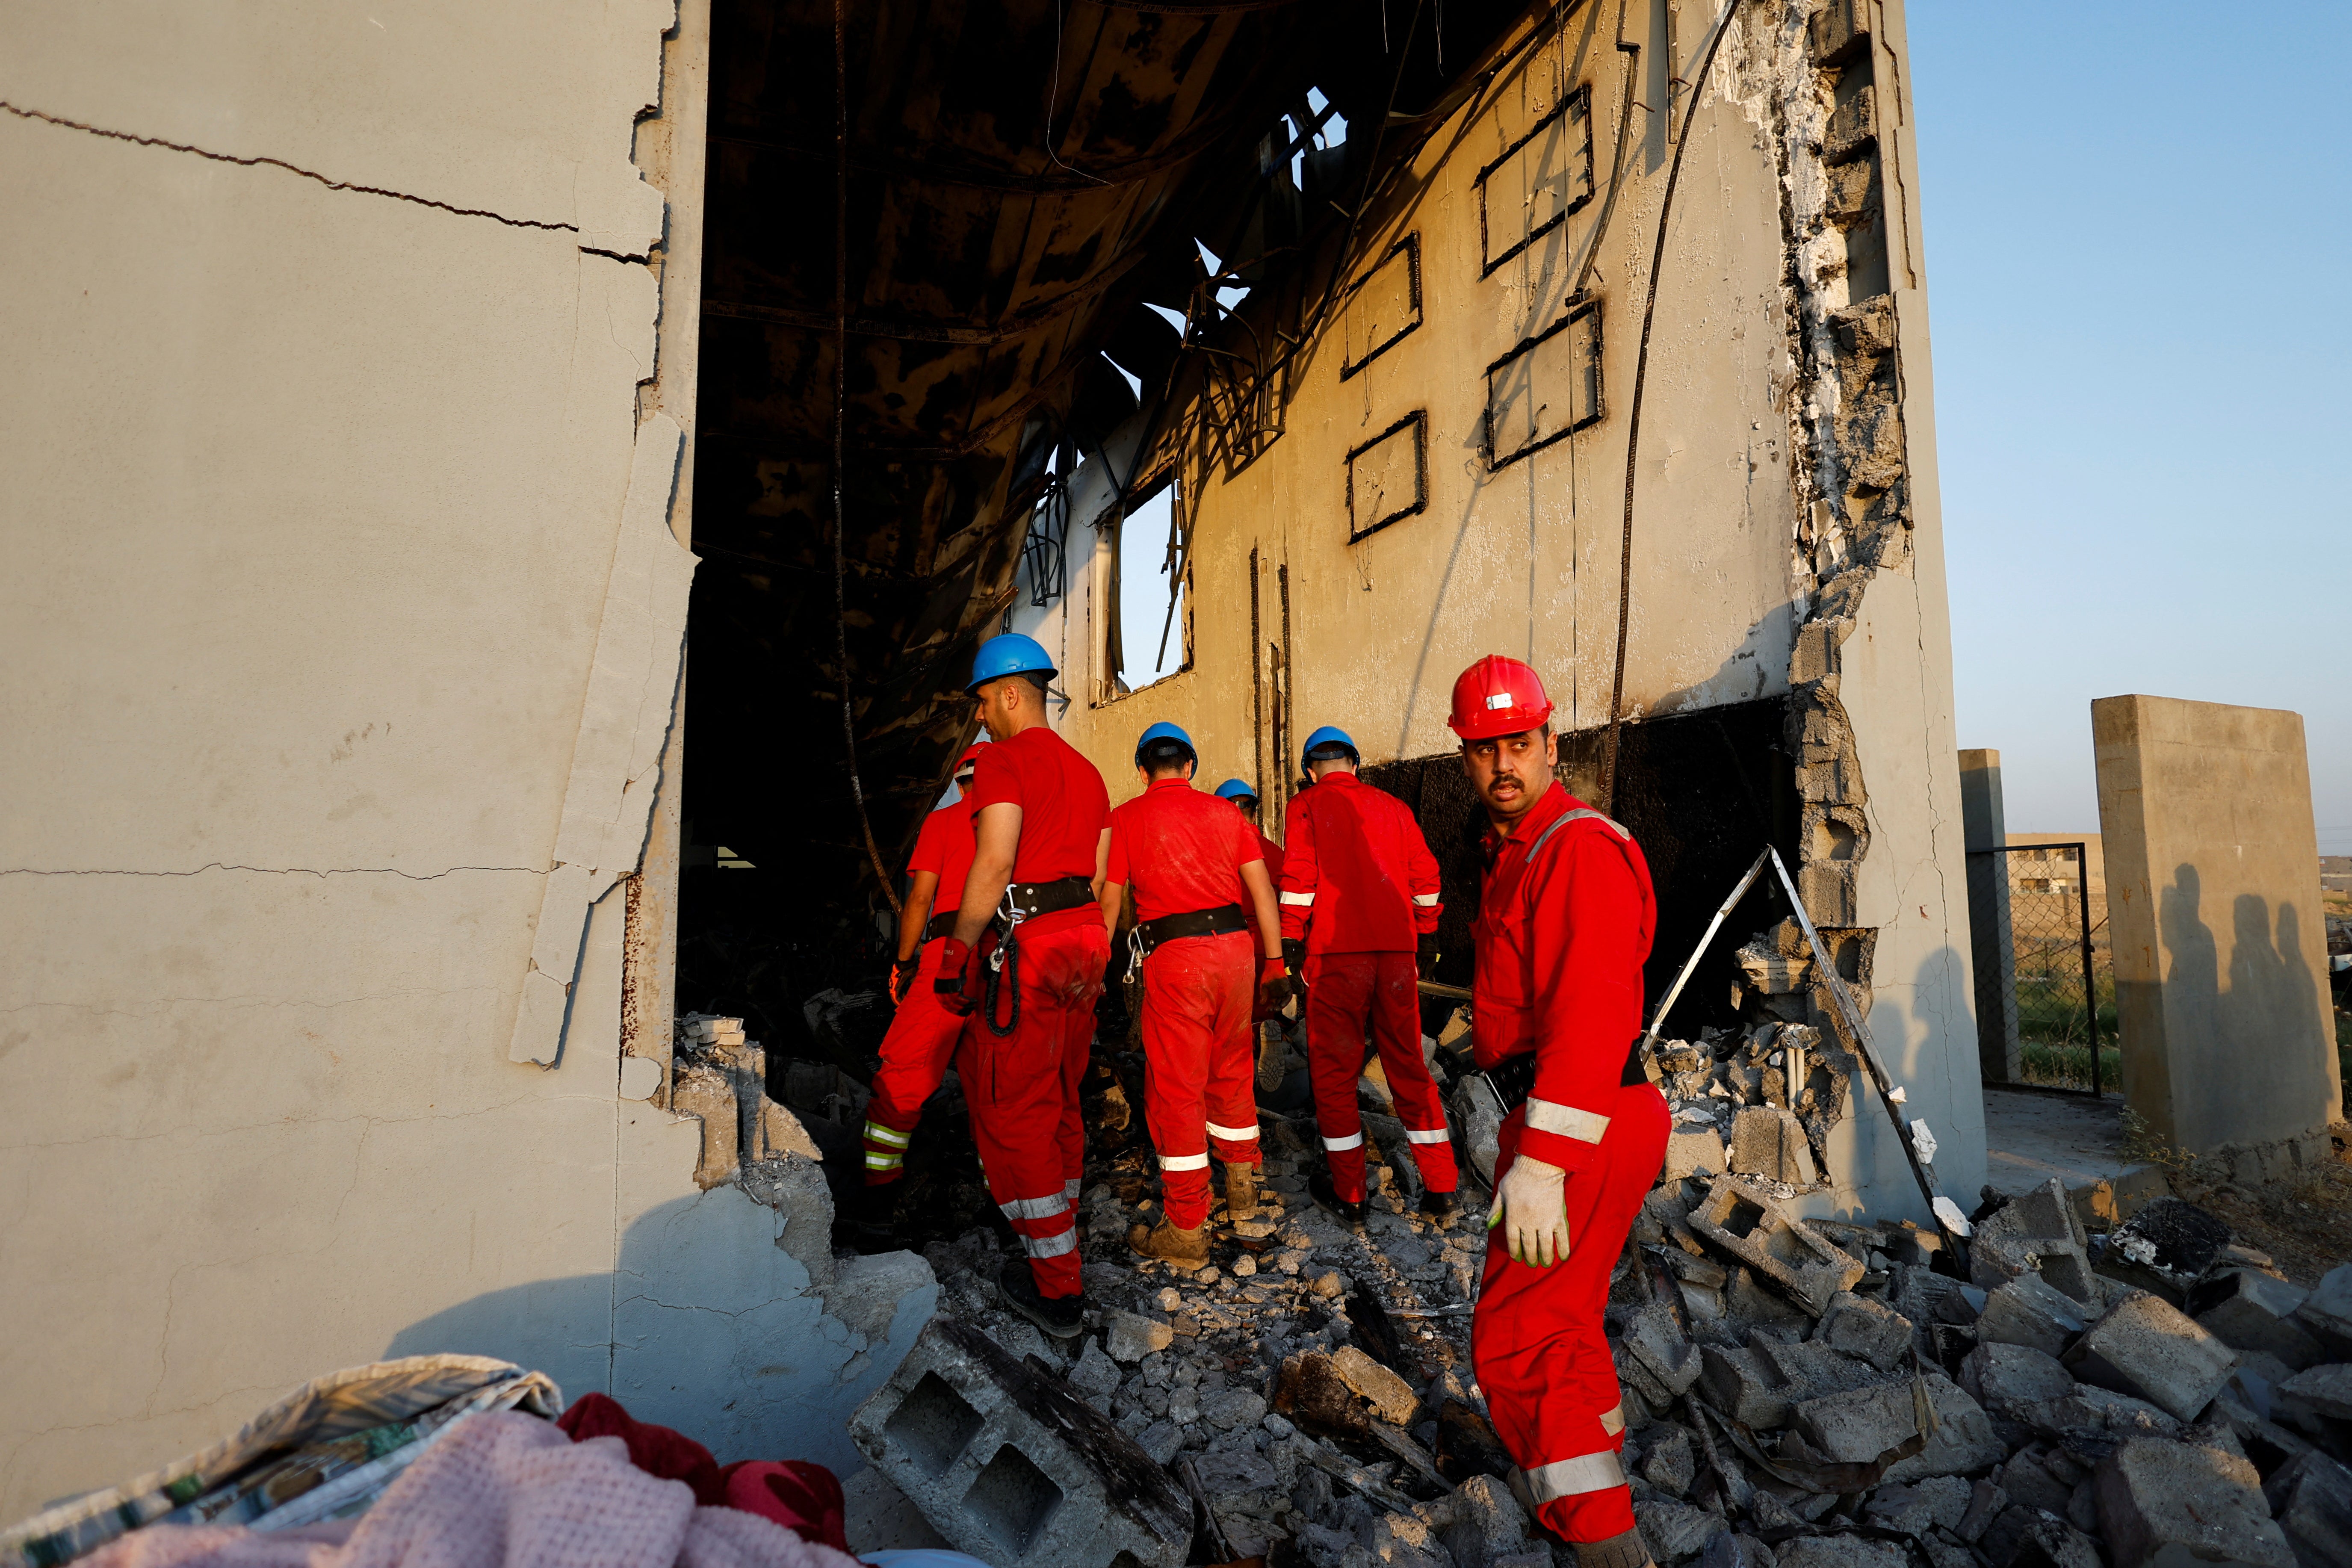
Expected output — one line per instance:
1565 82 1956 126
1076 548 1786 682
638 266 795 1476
1599 0 1738 813
833 0 904 919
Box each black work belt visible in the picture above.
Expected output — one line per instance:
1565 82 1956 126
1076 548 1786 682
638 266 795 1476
923 909 960 944
1134 903 1248 957
1480 1036 1648 1115
996 875 1095 927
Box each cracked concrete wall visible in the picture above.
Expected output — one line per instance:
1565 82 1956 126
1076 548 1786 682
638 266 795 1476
0 0 925 1518
1049 0 1980 1222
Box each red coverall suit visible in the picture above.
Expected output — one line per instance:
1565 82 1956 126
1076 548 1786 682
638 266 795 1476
1279 772 1457 1202
1105 780 1266 1229
1470 784 1670 1544
861 800 977 1186
958 727 1111 1299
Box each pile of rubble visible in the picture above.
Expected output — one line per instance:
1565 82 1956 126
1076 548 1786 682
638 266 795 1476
1644 1023 1861 1196
843 1137 2352 1568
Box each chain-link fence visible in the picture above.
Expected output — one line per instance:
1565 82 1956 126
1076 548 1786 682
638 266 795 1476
1965 842 2116 1095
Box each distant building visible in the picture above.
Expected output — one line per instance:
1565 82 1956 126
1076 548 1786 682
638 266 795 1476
2321 855 2352 894
2005 833 2106 940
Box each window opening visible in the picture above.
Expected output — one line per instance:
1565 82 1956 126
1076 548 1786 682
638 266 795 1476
1113 482 1187 693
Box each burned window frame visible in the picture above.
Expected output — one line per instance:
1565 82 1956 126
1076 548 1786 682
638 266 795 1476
1339 233 1422 381
1483 294 1604 471
1476 83 1595 278
1345 410 1429 543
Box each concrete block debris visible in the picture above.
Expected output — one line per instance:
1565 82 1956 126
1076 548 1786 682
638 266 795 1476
1664 1127 1729 1182
1793 1373 2004 1483
2187 1268 2325 1370
1814 1291 1916 1371
2260 1449 2352 1568
2093 1437 2296 1568
1623 1299 1703 1397
1959 1342 2075 1422
1327 1345 1420 1426
1975 1273 2095 1359
1972 1178 2097 1305
1730 1106 1820 1186
1977 1504 2102 1568
2064 1290 2238 1422
1104 1311 1174 1363
1686 1175 1864 1314
848 1317 1192 1567
2276 1362 2352 1448
2293 1264 2352 1358
1644 1025 1853 1197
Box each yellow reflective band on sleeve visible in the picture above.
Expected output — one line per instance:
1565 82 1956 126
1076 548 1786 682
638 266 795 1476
1520 1450 1627 1503
1206 1121 1260 1143
864 1152 902 1169
1279 891 1315 906
1525 1097 1610 1144
1159 1151 1211 1172
863 1122 911 1148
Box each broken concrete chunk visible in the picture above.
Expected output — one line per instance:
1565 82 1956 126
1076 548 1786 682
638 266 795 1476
824 1248 935 1344
2276 1362 2352 1448
2064 1290 2238 1422
2094 1437 2296 1568
1774 1539 1908 1568
2188 1270 2325 1371
1978 1505 2102 1568
1686 1176 1864 1315
2293 1264 2352 1358
1105 1310 1175 1363
1203 1388 1268 1431
1960 1342 2076 1419
1329 1344 1421 1426
1994 1451 2073 1517
1955 1477 2009 1543
1814 1290 1916 1372
1633 1497 1729 1563
1976 1273 2094 1359
1067 1339 1123 1403
1794 1373 2004 1483
1437 1473 1536 1568
840 1463 953 1555
1625 1299 1704 1396
1640 1425 1698 1497
1699 1343 1796 1431
1862 1474 1971 1534
2260 1449 2352 1568
849 1319 1192 1567
1756 1338 1891 1403
1972 1178 2098 1304
1665 1127 1730 1182
1729 1106 1819 1186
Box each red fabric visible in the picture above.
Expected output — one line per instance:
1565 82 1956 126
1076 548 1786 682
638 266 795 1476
554 1396 851 1553
862 940 964 1185
1472 1085 1669 1543
716 1463 848 1553
1105 778 1264 922
964 725 1110 940
1253 827 1285 887
1302 950 1457 1201
905 800 976 917
1469 783 1656 1175
558 1394 725 1505
1277 773 1442 952
957 920 1107 1297
1137 928 1260 1228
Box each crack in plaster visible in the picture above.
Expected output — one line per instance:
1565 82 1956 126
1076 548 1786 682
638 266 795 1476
0 102 583 234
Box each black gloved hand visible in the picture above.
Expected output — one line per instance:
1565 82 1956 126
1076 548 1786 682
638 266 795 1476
890 955 920 1004
1416 933 1439 982
1282 937 1307 980
933 938 979 1017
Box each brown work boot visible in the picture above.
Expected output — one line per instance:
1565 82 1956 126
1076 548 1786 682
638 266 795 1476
1128 1218 1210 1269
1223 1161 1260 1224
1571 1527 1657 1568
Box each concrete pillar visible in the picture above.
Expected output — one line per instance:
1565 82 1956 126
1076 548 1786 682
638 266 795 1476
2092 695 2342 1156
1958 749 2021 1082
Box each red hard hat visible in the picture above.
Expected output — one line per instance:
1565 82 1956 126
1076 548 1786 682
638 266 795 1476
1447 655 1555 740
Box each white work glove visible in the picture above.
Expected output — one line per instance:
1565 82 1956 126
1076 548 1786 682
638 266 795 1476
1487 1153 1570 1267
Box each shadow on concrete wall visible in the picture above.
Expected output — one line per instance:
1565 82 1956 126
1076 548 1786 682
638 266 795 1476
2148 864 2331 1147
382 1191 931 1476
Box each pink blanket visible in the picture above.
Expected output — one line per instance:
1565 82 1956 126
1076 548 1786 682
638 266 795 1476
79 1414 861 1568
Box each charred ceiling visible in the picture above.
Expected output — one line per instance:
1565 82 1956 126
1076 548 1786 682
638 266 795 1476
686 0 1535 891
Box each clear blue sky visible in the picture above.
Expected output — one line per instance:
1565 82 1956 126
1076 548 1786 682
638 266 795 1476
1909 2 2349 850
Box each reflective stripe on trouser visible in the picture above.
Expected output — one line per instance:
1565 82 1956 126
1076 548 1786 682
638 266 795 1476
861 938 964 1185
1473 1082 1671 1543
957 921 1107 1297
1302 950 1459 1201
1138 929 1261 1231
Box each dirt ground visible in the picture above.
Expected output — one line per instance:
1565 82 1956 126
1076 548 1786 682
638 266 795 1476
2166 1127 2352 1286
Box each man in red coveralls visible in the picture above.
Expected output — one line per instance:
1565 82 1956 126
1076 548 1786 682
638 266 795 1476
851 742 986 1249
934 634 1111 1338
1278 726 1460 1224
1100 727 1289 1267
1454 654 1670 1568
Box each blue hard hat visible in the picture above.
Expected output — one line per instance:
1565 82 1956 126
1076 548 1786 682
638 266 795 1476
1301 725 1359 767
967 632 1056 694
1214 777 1258 803
1135 721 1197 766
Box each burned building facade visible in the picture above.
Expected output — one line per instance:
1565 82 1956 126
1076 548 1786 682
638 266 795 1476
0 0 1980 1518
